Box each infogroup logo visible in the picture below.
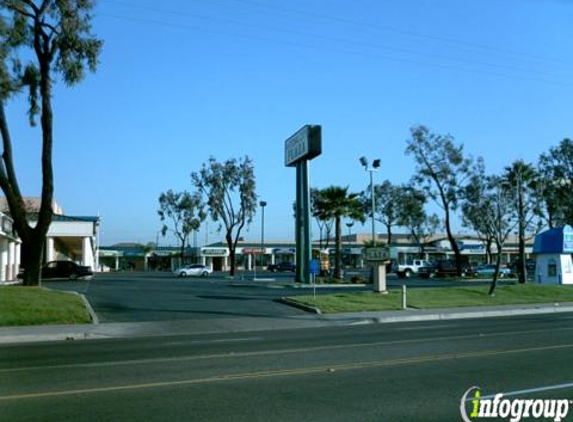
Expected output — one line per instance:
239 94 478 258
460 386 571 422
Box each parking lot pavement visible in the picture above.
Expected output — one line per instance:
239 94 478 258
41 270 521 325
43 272 309 323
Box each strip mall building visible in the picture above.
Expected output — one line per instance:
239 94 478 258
100 233 535 273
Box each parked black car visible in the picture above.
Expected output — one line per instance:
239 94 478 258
507 259 536 275
17 260 93 281
419 259 473 279
267 262 296 272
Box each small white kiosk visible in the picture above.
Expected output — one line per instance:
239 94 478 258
532 225 573 285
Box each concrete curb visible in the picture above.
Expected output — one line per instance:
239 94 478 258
321 303 573 325
77 293 99 325
277 297 322 314
49 288 99 325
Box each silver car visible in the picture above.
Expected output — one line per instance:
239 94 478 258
473 264 510 278
173 264 212 277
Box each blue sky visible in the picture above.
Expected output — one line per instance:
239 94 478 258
5 0 573 246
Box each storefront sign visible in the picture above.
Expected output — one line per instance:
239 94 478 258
201 247 229 257
273 248 296 254
457 241 485 252
242 248 266 255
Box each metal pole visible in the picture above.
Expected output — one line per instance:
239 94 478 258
301 160 312 284
313 273 316 302
260 203 265 271
370 170 376 245
402 285 407 310
295 162 302 283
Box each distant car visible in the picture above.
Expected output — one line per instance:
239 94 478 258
473 264 511 278
419 260 473 279
173 264 212 277
17 260 93 281
396 259 433 278
507 259 536 275
267 262 296 272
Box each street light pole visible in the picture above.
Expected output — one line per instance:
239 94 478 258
370 169 375 244
360 156 382 290
360 157 381 246
260 200 267 272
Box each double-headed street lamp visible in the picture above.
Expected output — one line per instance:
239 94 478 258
359 156 381 245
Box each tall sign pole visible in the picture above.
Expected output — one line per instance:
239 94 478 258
285 125 322 284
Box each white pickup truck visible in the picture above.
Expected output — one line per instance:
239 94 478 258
396 259 432 278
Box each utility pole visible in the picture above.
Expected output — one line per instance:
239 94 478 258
517 169 527 284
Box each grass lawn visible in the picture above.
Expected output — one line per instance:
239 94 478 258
0 286 92 326
288 284 573 314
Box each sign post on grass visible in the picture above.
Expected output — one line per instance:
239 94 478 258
363 247 390 293
285 125 322 284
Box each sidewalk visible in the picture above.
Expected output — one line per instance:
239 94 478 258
2 302 573 345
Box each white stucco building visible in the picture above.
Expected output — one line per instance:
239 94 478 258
44 214 100 271
0 197 100 280
0 212 21 282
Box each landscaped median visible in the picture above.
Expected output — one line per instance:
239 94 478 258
285 284 573 314
0 287 92 326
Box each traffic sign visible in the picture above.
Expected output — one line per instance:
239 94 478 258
309 259 321 275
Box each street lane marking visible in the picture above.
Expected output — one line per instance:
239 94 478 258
2 343 573 402
396 323 459 331
464 382 573 401
3 325 573 374
160 337 262 347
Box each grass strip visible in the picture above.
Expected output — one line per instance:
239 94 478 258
0 286 91 326
287 284 573 314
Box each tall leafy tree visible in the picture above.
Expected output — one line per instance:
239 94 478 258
0 0 102 285
406 125 472 276
538 138 573 228
361 180 401 246
482 176 519 295
158 190 205 265
462 158 496 263
313 186 363 279
191 156 257 277
396 185 441 257
504 160 542 284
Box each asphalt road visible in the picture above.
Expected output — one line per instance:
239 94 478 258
2 314 573 421
43 271 516 323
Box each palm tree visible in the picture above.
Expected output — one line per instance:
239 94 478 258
314 186 364 279
503 160 541 284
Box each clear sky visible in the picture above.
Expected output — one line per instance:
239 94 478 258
5 0 573 246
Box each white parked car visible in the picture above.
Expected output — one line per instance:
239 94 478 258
173 264 212 277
